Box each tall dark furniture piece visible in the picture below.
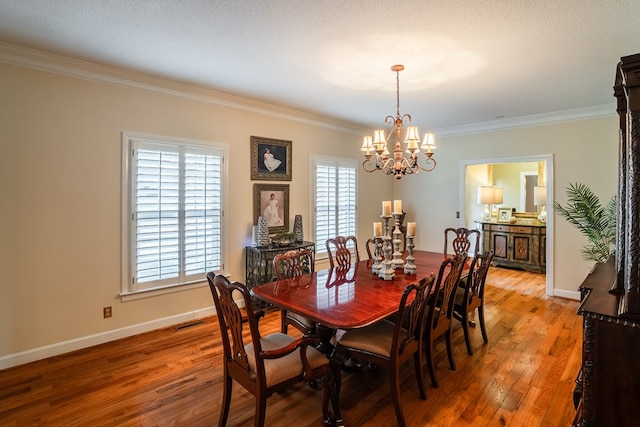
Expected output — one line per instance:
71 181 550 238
573 53 640 427
245 241 315 308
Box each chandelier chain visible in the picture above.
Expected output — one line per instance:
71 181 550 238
396 69 400 118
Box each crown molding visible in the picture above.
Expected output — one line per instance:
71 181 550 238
434 104 617 137
1 42 616 138
0 42 363 134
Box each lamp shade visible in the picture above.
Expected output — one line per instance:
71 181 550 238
534 186 547 206
493 187 504 204
477 186 503 205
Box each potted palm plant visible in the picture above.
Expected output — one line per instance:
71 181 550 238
553 182 616 263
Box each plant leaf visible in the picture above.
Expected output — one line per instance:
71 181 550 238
553 182 616 262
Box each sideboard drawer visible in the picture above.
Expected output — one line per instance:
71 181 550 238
489 224 535 234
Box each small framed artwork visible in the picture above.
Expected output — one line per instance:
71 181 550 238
254 183 289 233
250 136 292 181
497 208 512 222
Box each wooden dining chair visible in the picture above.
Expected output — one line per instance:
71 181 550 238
273 249 317 335
444 227 481 258
334 275 435 427
325 235 359 268
453 251 494 355
206 272 341 427
424 253 467 388
365 238 376 260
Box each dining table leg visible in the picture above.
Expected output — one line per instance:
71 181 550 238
316 324 336 357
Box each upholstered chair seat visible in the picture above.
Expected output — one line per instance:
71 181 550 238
245 333 329 387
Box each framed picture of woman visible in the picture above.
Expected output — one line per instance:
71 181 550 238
254 184 289 232
250 136 292 181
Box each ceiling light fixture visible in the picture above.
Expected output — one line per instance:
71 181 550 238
360 65 437 179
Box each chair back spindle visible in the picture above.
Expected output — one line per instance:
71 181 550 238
325 236 360 268
444 227 480 258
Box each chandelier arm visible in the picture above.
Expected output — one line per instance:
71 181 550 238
384 115 396 126
362 158 378 173
415 157 437 172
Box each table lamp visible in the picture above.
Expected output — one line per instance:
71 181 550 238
477 186 503 221
534 186 547 223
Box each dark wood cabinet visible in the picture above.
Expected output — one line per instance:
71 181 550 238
573 258 640 426
480 222 545 273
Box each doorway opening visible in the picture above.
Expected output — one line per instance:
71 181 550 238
459 154 554 296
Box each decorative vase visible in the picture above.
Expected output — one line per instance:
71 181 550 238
293 214 303 242
257 216 270 247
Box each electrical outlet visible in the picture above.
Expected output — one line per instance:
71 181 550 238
103 306 112 318
456 211 460 218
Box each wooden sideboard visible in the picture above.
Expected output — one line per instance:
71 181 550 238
479 221 546 273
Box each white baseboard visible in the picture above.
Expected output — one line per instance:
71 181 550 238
0 307 216 371
553 288 580 300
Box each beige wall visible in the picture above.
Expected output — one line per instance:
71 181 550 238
0 62 391 363
0 56 619 366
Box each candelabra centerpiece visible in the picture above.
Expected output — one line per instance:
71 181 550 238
372 200 417 279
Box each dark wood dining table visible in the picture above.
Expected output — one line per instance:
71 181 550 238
250 251 453 342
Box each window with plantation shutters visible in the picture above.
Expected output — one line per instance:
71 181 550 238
313 156 357 255
122 133 226 294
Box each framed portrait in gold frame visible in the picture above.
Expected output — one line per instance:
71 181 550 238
250 136 292 181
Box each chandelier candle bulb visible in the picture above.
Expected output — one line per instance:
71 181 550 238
393 200 402 214
374 222 383 237
361 136 373 155
382 201 392 216
407 222 416 237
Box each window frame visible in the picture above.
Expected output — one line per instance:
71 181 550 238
310 154 357 259
121 132 228 300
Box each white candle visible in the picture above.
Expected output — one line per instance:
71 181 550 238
382 201 391 216
407 222 416 237
393 200 402 214
373 222 382 237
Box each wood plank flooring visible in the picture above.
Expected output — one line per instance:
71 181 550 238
0 266 582 426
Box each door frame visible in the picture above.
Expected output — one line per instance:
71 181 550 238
459 154 554 296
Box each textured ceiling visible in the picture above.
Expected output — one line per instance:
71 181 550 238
0 0 638 133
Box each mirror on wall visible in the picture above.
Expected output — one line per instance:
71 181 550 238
466 160 547 226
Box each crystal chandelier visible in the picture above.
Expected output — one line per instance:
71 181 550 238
360 65 437 179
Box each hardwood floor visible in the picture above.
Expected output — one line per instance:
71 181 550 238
0 267 582 426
